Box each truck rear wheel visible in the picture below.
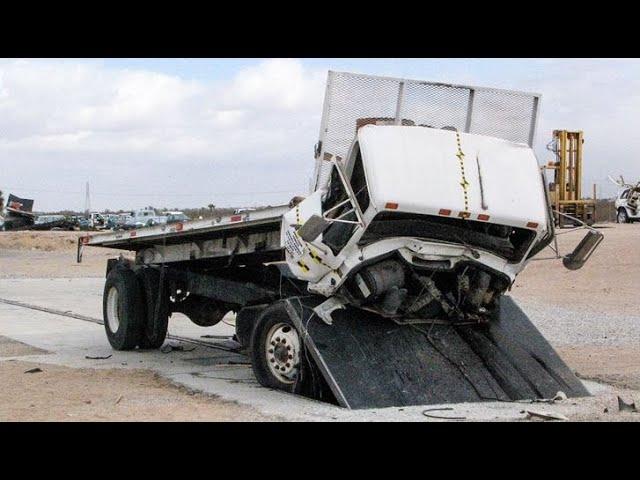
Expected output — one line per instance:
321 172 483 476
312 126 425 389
136 267 170 349
103 267 144 350
250 303 303 393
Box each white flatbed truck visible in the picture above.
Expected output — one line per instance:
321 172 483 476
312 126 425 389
79 72 602 408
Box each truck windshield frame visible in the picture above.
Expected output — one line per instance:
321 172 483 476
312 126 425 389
360 212 537 263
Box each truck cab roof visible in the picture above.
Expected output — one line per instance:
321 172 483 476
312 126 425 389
355 125 548 231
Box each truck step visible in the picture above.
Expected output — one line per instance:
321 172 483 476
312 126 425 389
282 296 589 409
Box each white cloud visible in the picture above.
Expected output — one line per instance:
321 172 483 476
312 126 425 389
0 59 327 211
1 58 639 211
0 58 325 158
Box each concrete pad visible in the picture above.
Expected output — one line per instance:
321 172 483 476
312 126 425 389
0 277 630 421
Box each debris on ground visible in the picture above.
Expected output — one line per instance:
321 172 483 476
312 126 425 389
114 395 123 405
23 367 42 374
617 396 638 413
422 407 466 420
553 391 568 402
529 391 568 404
525 410 569 421
85 354 112 360
160 344 196 354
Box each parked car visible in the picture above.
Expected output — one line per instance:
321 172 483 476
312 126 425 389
611 177 640 223
165 211 190 224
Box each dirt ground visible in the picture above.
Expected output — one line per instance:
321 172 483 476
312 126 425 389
0 336 275 422
0 230 88 252
1 223 639 421
0 231 130 279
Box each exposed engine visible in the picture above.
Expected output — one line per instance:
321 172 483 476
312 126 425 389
341 258 509 324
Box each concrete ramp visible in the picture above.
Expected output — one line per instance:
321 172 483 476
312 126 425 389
284 296 589 409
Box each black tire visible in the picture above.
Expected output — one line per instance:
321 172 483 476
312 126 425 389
103 267 144 350
617 207 630 224
136 267 170 349
250 302 337 403
250 303 302 393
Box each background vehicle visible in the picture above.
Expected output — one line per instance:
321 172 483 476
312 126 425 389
610 176 640 223
123 208 166 229
165 211 190 224
87 212 108 229
33 214 76 231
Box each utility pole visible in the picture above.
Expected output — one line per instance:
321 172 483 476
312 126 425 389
84 182 91 218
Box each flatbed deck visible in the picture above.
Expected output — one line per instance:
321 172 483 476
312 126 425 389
80 205 291 265
84 205 290 250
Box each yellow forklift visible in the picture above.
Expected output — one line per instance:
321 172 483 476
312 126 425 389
545 130 596 227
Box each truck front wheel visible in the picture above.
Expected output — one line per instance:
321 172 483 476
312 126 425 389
617 207 630 224
103 267 144 350
251 304 303 393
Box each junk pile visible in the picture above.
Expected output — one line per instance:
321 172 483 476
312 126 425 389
1 194 76 231
2 194 36 231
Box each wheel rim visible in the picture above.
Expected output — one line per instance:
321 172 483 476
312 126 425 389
106 286 120 333
265 322 301 385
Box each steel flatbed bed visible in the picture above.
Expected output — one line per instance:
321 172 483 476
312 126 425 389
78 204 291 265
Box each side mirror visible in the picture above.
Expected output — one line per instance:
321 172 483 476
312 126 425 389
562 230 604 270
297 214 331 242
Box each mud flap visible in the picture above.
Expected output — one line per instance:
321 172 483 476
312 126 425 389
281 296 589 409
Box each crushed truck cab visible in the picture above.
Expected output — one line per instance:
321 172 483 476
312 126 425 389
283 125 553 324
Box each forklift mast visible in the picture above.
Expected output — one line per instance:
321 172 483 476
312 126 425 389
545 130 596 227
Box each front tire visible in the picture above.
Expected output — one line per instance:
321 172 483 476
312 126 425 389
103 267 144 350
617 207 630 224
250 303 303 393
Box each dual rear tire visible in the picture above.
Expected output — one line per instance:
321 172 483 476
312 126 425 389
103 266 169 351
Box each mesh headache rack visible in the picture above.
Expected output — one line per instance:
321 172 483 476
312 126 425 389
313 71 541 189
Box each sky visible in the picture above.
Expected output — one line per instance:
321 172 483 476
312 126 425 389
1 58 638 213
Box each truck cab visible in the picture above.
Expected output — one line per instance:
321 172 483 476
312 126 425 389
282 124 554 322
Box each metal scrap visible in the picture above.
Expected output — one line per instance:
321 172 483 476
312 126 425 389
160 343 196 353
85 354 112 360
24 367 43 374
525 410 568 421
617 396 638 413
422 407 466 420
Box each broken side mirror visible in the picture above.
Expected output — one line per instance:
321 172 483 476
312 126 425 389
297 214 331 242
562 230 604 270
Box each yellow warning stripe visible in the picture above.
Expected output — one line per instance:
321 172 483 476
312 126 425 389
455 131 470 215
297 261 310 272
308 249 323 264
295 205 302 226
